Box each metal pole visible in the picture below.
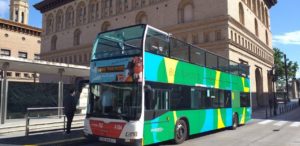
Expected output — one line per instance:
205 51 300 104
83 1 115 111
25 110 29 136
0 62 9 124
284 54 289 104
58 68 64 118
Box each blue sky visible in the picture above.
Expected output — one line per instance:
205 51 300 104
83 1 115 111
0 0 299 77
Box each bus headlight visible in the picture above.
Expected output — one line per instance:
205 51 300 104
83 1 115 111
125 132 137 138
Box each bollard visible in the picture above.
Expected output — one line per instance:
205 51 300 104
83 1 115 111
265 107 268 119
63 115 66 132
25 113 29 136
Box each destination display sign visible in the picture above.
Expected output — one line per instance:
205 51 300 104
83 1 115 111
97 65 125 73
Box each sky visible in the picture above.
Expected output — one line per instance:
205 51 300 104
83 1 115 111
0 0 299 77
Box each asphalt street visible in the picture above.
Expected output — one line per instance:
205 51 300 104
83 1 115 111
81 107 300 146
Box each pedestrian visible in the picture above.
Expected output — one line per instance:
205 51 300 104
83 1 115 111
63 89 78 134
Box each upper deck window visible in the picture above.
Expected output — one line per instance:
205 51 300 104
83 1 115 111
92 25 146 60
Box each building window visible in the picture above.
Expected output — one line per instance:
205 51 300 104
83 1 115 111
178 0 194 23
135 11 148 24
1 49 11 56
15 72 20 77
255 19 259 37
18 52 28 59
46 13 54 34
101 21 111 32
239 3 245 25
88 0 99 22
34 54 40 60
265 7 269 27
65 6 74 28
257 0 261 19
24 73 30 78
73 29 81 46
215 30 222 41
51 35 57 50
56 9 64 32
76 1 87 26
7 72 12 77
252 0 257 14
265 30 269 45
204 32 209 42
192 33 199 44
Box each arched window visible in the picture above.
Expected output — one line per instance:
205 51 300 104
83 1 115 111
136 11 148 24
88 0 99 22
239 3 245 25
261 2 265 24
252 0 257 14
76 1 87 26
51 35 57 51
178 0 194 24
74 29 81 46
46 13 54 34
255 19 258 37
265 30 269 45
265 7 269 28
56 9 64 32
101 21 111 32
65 6 74 29
257 0 261 19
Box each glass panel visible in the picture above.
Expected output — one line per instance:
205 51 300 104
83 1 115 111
92 25 146 60
240 92 250 107
170 38 189 61
88 83 141 120
206 53 218 69
191 87 206 109
229 61 239 75
170 85 191 110
145 28 169 56
190 46 205 66
218 57 229 72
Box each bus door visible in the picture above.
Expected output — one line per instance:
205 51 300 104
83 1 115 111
144 88 172 143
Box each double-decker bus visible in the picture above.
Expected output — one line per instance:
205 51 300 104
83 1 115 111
84 24 251 146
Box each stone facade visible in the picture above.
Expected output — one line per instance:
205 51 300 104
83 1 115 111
34 0 277 107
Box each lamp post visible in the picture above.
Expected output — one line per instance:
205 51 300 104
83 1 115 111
284 54 289 104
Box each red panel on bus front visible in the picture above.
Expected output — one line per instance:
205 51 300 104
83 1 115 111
89 120 126 138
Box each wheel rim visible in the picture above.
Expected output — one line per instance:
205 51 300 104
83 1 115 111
233 115 238 128
176 123 185 140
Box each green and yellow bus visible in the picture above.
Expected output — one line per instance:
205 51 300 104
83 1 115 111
84 24 251 146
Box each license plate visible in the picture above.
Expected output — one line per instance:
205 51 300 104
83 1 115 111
99 137 117 143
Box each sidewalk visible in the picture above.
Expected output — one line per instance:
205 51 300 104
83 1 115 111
252 100 299 119
0 129 87 146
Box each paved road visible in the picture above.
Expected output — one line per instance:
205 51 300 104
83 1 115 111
82 107 300 146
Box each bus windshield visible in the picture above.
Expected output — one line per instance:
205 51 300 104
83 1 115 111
88 83 142 121
91 25 146 60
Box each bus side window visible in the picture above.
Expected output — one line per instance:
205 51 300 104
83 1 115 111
145 88 153 110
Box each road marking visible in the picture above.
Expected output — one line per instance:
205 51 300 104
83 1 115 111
290 122 300 127
258 120 273 125
274 121 288 126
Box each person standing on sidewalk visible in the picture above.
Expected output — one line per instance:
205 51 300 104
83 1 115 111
63 89 78 134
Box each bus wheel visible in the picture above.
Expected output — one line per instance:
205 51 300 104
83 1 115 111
174 119 188 144
231 114 238 130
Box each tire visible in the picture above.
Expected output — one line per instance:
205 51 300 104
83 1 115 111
231 114 238 130
174 119 188 144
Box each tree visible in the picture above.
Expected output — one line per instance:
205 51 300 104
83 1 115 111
274 48 299 81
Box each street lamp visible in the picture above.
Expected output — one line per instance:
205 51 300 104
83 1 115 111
283 54 289 104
